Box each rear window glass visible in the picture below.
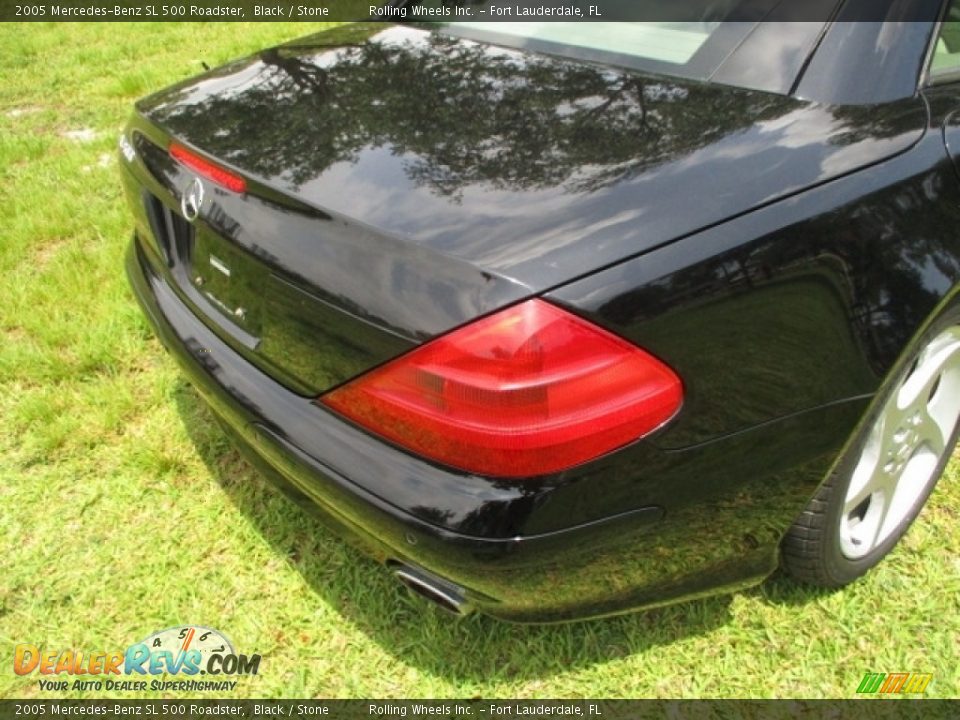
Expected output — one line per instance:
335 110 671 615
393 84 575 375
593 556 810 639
452 21 719 66
436 1 788 82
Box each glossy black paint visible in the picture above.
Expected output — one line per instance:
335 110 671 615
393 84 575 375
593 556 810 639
795 2 943 104
126 239 865 621
123 13 960 621
136 24 929 298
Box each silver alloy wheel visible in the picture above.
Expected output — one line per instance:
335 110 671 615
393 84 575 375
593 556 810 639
840 327 960 559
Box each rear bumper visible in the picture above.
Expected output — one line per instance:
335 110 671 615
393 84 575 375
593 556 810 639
126 235 839 621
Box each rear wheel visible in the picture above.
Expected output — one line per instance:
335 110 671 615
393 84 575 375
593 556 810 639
781 315 960 587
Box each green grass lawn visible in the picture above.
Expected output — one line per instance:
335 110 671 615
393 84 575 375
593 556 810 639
1 22 958 700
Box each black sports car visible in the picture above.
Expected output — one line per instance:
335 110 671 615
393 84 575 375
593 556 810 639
122 4 960 621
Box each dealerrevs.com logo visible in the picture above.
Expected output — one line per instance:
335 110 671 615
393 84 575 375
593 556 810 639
14 626 261 692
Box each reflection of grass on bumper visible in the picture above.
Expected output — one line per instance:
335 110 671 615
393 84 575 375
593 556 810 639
1 22 958 700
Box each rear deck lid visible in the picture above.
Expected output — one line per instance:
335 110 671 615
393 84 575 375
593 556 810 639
126 22 927 394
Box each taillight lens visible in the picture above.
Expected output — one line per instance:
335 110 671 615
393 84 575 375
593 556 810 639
320 299 682 478
169 143 247 193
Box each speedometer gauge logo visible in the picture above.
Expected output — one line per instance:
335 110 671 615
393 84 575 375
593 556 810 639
136 626 234 673
127 625 258 676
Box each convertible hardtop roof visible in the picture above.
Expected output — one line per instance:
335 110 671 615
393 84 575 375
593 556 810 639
437 0 946 103
714 0 945 102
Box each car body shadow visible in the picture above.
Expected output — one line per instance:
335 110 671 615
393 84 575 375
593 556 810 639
748 570 840 607
173 381 734 683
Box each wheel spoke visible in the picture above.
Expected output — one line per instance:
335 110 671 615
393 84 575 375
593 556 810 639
864 458 904 551
842 477 875 517
899 336 960 416
897 345 938 410
879 447 939 547
916 408 946 459
867 493 893 552
844 414 885 512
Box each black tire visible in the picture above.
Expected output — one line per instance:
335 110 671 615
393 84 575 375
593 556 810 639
781 304 960 587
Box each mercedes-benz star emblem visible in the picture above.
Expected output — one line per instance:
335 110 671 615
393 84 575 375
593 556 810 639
181 177 205 222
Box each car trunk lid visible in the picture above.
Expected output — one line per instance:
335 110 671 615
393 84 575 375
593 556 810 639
126 23 927 395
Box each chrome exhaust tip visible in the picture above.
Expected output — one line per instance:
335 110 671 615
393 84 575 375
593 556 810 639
392 564 473 616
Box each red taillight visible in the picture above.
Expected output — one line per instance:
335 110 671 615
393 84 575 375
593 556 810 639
320 299 683 477
169 143 247 193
